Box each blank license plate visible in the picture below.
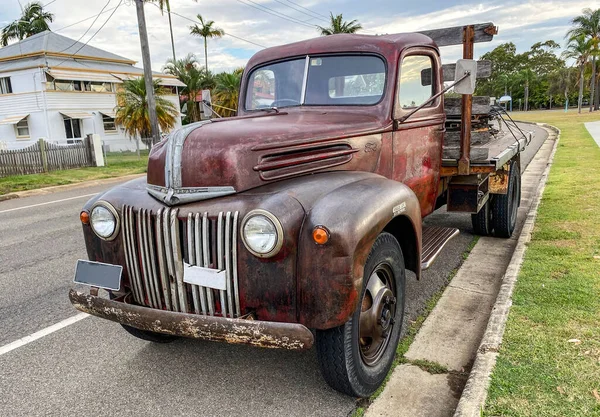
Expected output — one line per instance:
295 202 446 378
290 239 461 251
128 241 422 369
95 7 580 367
74 260 122 291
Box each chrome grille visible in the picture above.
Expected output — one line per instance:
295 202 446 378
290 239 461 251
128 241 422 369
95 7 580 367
122 205 241 318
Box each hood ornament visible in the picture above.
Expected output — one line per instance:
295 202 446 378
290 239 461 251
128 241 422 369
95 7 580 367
146 120 236 206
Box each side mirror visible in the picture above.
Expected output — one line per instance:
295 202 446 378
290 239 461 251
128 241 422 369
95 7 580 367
453 59 477 95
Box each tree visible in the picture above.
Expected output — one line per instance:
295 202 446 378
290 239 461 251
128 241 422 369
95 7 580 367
152 0 198 62
548 67 577 110
317 13 362 35
115 77 178 146
189 15 225 73
213 70 243 117
562 35 592 113
163 54 215 123
1 1 54 46
568 8 600 111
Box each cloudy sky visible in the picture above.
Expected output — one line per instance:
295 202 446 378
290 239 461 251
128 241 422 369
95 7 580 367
1 0 598 73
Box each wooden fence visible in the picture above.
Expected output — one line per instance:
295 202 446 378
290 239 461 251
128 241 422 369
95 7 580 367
0 138 94 178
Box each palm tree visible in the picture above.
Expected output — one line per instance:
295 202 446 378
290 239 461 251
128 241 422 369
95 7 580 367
562 35 592 113
115 77 178 147
567 8 600 111
213 70 243 117
189 15 225 73
153 0 198 62
163 54 215 123
1 1 54 46
317 13 363 36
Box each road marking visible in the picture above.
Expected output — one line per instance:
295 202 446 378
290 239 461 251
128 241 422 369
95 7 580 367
0 193 97 214
0 313 89 356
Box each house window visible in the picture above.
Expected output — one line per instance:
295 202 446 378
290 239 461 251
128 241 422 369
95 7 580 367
0 77 12 94
102 114 116 132
16 118 29 138
64 117 82 139
84 82 113 93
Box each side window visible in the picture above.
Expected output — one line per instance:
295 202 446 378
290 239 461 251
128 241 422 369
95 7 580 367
16 118 29 138
398 55 434 110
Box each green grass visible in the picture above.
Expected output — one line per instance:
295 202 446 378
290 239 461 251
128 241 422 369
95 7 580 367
0 150 148 195
484 110 600 417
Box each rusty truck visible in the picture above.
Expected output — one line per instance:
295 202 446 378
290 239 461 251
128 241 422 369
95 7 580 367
70 23 530 397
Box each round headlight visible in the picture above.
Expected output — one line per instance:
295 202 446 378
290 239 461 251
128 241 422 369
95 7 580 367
242 210 283 258
90 202 119 240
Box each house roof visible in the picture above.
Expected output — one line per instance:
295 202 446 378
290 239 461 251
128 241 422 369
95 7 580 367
0 31 134 64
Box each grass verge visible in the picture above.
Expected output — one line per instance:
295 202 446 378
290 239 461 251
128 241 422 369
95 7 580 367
353 235 480 416
484 110 600 416
0 151 148 195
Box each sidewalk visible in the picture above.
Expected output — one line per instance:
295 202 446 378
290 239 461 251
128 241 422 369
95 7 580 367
366 126 558 417
584 121 600 148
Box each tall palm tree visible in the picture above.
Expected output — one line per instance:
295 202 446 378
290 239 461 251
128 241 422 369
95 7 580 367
189 15 225 73
213 70 243 117
317 13 362 36
115 77 178 146
567 8 600 111
562 35 592 113
163 54 215 123
548 67 577 110
153 0 198 62
1 1 54 46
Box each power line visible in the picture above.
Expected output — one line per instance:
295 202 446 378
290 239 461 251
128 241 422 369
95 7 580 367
283 0 329 20
53 0 123 67
57 0 112 53
153 4 268 50
1 0 61 34
235 0 317 29
270 0 330 23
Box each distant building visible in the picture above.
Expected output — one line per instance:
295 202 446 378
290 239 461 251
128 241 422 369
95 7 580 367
0 31 185 151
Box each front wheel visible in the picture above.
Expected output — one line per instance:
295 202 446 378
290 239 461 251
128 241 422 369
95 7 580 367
316 232 406 397
121 324 178 343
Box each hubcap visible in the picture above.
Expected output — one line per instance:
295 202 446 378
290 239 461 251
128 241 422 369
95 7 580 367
359 264 396 366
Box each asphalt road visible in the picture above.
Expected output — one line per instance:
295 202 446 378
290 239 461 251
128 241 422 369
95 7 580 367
0 124 548 417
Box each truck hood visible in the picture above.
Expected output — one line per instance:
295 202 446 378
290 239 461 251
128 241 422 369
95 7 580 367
146 110 388 205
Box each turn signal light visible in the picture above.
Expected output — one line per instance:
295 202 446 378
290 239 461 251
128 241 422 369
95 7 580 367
312 226 330 245
80 211 90 225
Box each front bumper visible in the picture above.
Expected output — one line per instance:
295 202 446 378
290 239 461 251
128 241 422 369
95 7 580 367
69 290 314 350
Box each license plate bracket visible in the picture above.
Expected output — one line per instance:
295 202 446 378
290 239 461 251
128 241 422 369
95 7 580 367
74 260 122 291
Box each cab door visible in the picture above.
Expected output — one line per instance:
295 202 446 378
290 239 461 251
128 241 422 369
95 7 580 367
392 48 444 218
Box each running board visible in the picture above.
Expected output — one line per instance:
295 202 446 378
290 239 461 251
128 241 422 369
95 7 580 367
421 226 460 270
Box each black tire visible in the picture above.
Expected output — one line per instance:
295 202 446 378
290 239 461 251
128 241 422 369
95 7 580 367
491 161 521 238
120 324 178 343
316 232 406 397
471 198 493 236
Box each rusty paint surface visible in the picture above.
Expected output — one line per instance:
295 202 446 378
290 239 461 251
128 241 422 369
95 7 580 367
489 165 510 194
69 290 314 350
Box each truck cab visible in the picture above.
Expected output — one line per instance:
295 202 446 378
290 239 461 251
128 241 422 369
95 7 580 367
71 24 520 398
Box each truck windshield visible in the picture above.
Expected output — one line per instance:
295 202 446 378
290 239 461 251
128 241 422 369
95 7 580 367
245 55 386 110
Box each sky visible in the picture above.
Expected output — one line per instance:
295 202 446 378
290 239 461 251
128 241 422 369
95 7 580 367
1 0 598 73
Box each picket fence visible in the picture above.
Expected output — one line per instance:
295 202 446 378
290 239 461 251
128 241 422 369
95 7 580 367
0 139 94 178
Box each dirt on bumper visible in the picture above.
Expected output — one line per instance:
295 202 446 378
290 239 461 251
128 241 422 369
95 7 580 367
69 290 314 350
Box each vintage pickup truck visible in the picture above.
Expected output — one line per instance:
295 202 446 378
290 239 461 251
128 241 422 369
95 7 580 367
70 23 528 397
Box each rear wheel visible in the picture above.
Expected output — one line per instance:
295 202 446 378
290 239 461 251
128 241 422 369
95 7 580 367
316 232 406 397
471 198 493 236
121 324 178 343
491 161 521 238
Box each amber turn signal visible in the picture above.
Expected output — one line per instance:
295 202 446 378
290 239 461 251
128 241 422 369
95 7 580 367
312 226 330 245
80 211 90 225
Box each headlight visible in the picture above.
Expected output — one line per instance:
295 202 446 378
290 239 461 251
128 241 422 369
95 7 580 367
90 201 119 240
241 210 283 258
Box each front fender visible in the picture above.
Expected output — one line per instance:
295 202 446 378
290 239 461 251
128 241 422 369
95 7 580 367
297 176 421 329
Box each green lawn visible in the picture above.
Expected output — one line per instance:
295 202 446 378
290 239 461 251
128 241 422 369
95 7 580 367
0 151 148 195
484 110 600 416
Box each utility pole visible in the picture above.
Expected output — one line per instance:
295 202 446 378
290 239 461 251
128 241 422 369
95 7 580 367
135 0 160 146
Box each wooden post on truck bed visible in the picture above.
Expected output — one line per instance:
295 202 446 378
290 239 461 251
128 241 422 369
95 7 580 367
458 25 475 176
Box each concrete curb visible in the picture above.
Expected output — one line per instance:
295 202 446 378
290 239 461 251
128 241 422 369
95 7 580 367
453 124 561 417
0 173 145 202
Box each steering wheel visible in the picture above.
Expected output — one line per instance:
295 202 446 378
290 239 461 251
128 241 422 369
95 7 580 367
271 98 300 107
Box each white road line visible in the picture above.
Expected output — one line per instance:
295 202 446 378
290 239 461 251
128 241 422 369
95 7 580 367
0 313 89 357
0 193 97 214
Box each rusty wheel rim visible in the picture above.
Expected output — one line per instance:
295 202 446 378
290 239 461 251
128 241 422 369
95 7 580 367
359 263 397 367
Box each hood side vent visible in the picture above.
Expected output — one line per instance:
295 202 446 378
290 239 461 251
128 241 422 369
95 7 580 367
254 144 359 181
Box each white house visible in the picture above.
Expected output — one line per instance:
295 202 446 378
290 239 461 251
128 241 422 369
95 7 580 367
0 31 185 151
